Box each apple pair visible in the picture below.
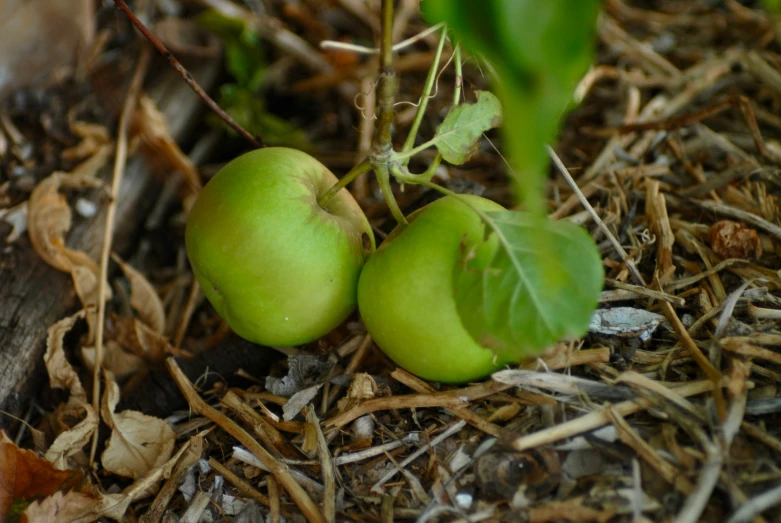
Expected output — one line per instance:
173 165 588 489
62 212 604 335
186 147 508 382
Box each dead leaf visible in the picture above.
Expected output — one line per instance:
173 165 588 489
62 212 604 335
100 378 175 479
131 94 202 196
44 400 97 471
28 174 97 275
282 384 322 421
337 373 377 413
0 431 83 521
708 220 762 260
112 315 172 363
81 340 144 380
112 254 166 334
22 490 97 523
44 310 87 400
0 201 28 242
0 0 94 101
265 352 334 397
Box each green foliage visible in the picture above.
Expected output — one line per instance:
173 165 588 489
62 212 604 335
422 0 601 215
453 210 604 360
432 90 502 164
198 10 310 149
764 0 781 13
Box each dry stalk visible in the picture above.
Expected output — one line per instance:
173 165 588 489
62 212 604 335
166 358 326 523
305 407 336 523
89 48 150 465
508 379 715 452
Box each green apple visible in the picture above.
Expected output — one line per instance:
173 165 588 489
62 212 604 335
358 194 511 383
185 147 374 346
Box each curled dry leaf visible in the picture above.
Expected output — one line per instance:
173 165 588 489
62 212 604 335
44 310 87 400
28 174 97 275
131 94 202 197
100 378 175 479
42 310 99 470
81 340 144 380
27 174 108 328
0 431 84 522
708 220 762 260
337 373 378 413
112 254 166 334
44 400 97 471
112 315 172 362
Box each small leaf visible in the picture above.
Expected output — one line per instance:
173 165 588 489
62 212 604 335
423 0 600 214
101 379 175 480
454 211 603 360
433 90 502 164
0 431 82 523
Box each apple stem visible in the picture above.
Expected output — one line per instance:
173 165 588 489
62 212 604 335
317 160 373 208
376 165 408 226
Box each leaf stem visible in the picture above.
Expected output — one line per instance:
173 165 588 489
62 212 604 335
317 161 373 208
401 27 448 155
453 44 463 106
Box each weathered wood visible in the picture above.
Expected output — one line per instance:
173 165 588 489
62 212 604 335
0 61 218 430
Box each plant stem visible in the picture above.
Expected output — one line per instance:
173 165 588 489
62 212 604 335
453 44 463 105
377 165 407 226
372 0 397 154
317 161 373 208
368 0 409 228
114 0 263 149
401 27 448 155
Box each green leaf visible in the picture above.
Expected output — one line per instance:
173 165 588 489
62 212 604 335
433 90 502 164
197 9 267 90
423 0 601 215
454 211 603 360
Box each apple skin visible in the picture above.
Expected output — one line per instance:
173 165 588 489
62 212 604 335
358 194 511 383
185 147 374 346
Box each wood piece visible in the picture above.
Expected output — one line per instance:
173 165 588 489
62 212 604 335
0 61 217 428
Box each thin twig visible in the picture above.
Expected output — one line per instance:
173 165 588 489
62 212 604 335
166 358 326 523
547 145 647 286
113 0 263 149
371 420 467 493
89 48 150 465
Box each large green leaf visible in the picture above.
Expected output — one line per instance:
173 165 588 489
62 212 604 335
433 90 502 164
454 211 603 360
423 0 601 215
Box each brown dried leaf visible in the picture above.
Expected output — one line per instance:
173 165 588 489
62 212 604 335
100 378 175 479
113 255 166 334
44 310 87 400
0 431 83 520
28 174 97 274
44 400 97 471
22 490 97 523
337 373 377 413
131 95 202 195
81 340 144 380
708 220 762 260
112 315 172 363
